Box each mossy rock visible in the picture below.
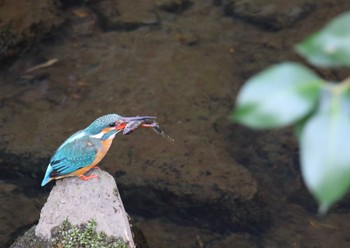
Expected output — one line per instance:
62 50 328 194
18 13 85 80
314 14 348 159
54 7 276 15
10 220 131 248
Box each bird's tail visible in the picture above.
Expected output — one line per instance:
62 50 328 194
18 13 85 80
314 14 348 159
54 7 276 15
41 164 53 186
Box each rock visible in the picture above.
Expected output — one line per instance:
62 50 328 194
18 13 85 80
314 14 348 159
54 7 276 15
223 0 314 31
117 158 271 234
35 169 135 247
90 0 158 32
0 0 63 62
175 29 199 46
155 0 193 13
10 221 135 248
10 226 47 248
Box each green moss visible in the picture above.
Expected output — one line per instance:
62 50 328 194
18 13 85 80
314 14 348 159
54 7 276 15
51 219 129 248
11 220 148 248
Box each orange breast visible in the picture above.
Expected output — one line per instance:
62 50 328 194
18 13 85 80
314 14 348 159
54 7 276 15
70 138 113 177
92 138 113 166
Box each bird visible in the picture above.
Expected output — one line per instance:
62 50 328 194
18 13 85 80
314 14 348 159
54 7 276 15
41 114 157 186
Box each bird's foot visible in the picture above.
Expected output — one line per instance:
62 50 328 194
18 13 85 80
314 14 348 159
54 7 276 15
92 166 100 169
79 173 99 181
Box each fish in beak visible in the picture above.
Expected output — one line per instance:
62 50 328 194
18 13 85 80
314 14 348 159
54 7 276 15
116 115 174 142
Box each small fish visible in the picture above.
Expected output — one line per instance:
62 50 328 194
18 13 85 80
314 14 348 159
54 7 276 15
150 122 175 143
121 117 174 143
123 120 143 135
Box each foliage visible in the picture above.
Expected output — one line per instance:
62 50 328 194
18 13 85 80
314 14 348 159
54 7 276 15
295 11 350 67
233 62 323 129
51 219 129 248
232 11 350 214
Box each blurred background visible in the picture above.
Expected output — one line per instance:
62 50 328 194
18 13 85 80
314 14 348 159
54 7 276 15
1 0 350 247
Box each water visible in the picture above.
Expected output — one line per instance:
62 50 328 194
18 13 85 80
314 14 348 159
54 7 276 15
1 1 350 247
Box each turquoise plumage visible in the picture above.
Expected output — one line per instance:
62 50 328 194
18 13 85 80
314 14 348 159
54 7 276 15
41 131 98 186
41 114 155 186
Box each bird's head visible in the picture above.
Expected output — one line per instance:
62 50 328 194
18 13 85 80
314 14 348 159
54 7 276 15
85 114 156 140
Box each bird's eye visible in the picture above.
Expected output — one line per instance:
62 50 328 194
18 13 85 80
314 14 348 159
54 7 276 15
108 123 116 127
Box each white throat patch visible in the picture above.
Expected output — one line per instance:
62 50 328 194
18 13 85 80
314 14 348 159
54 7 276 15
90 132 105 139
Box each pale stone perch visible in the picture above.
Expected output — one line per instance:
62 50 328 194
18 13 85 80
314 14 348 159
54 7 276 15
35 169 135 247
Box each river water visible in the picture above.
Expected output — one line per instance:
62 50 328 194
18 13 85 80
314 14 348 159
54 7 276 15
1 0 350 247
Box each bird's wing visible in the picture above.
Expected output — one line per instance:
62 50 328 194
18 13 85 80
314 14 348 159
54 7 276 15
49 134 99 177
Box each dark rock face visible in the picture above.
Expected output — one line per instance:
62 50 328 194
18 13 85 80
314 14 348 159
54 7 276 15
117 165 271 234
0 0 63 62
35 169 135 247
9 226 47 248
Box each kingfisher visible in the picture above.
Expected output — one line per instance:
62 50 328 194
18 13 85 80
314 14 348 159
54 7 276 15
41 114 158 186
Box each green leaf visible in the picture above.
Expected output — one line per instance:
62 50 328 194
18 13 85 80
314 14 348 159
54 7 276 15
300 88 350 213
232 62 323 129
296 11 350 67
